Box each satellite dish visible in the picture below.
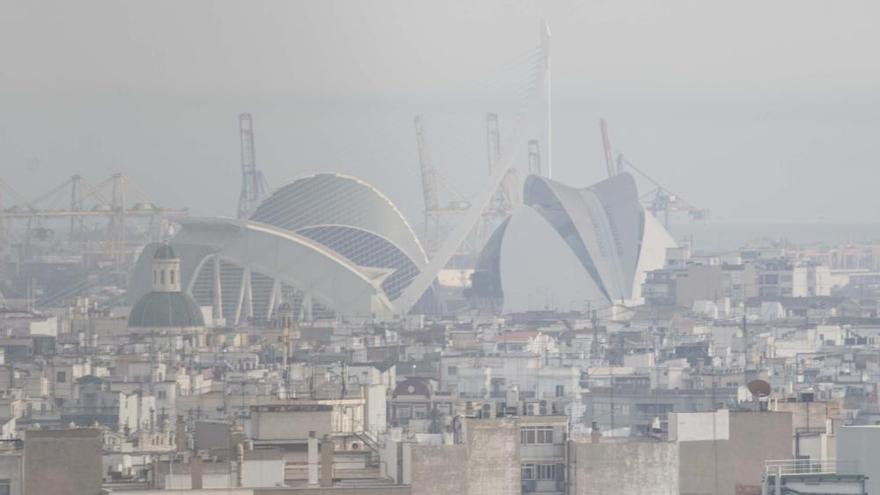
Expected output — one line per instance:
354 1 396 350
747 379 771 399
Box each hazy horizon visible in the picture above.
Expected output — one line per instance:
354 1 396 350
3 0 880 231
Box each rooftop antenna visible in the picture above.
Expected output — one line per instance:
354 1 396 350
748 379 772 412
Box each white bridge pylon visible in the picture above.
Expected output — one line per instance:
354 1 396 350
395 20 551 315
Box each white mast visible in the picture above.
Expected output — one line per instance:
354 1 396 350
540 19 552 178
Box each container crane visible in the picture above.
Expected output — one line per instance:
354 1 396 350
617 154 708 227
413 115 471 255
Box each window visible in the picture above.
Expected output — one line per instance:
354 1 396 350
157 390 167 400
521 464 560 481
160 270 165 284
537 464 557 480
636 403 674 415
56 371 66 383
447 366 458 376
521 426 553 444
0 479 10 495
170 270 175 284
555 385 565 397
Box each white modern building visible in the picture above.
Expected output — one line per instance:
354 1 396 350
127 171 674 321
470 173 676 312
127 173 430 322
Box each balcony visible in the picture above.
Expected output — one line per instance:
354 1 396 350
763 459 866 495
764 459 858 476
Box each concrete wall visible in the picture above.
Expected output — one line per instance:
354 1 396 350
410 419 520 495
0 453 22 495
669 410 731 442
677 411 792 495
677 265 723 308
260 488 411 495
98 487 410 495
364 384 387 434
195 420 233 452
242 459 285 487
24 428 102 495
770 400 839 460
410 444 468 495
120 491 253 495
570 441 679 495
252 410 332 441
838 425 880 495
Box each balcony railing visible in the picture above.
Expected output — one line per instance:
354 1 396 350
764 459 859 476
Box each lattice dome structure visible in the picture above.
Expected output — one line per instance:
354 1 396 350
127 173 429 323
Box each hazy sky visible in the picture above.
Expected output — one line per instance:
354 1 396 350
2 0 880 226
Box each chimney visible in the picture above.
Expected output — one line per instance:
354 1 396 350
307 431 319 485
591 421 601 444
175 415 186 452
320 434 335 487
236 442 245 487
190 454 203 489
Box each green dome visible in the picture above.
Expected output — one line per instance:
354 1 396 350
128 291 205 328
153 244 177 260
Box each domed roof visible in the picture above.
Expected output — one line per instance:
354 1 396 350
250 173 427 266
153 244 177 260
128 291 204 328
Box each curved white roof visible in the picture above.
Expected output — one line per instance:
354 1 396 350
472 172 676 309
128 173 430 320
172 217 393 318
250 173 427 267
524 173 645 301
